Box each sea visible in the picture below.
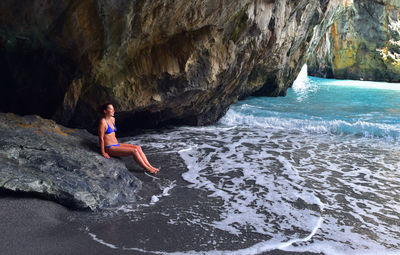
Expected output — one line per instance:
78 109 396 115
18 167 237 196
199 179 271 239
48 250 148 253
83 66 400 255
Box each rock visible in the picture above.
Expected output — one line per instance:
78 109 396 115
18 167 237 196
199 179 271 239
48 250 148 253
0 1 347 132
0 113 141 210
308 0 400 82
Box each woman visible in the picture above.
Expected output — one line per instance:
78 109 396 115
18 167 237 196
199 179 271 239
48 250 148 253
98 103 160 174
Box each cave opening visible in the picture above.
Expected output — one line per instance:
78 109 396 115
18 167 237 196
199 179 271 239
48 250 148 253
0 38 78 119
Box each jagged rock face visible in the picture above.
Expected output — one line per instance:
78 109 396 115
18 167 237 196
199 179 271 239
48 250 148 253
0 0 346 132
0 113 141 210
308 0 400 81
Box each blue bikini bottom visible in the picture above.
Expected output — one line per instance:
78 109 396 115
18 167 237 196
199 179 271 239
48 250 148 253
105 143 120 152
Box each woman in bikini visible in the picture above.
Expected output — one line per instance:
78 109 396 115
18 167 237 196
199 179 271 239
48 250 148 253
98 103 160 174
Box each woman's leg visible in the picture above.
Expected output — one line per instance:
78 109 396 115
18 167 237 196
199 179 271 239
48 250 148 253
120 143 159 171
108 146 159 173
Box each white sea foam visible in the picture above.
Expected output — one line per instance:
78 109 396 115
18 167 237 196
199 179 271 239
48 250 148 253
116 204 136 213
177 128 324 244
219 108 400 142
86 227 118 249
87 125 400 254
175 125 399 254
150 180 176 205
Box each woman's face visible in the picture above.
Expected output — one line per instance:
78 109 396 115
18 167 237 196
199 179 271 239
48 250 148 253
104 104 115 117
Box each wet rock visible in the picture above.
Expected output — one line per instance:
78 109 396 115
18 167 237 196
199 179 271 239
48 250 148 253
0 113 141 210
308 0 400 82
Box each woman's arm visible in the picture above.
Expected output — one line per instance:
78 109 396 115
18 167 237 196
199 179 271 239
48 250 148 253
98 119 110 158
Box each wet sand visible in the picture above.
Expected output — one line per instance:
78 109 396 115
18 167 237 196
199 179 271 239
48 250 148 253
0 196 321 255
0 196 150 255
0 146 323 255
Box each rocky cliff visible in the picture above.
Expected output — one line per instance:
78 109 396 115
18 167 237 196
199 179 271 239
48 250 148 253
0 0 347 132
308 0 400 81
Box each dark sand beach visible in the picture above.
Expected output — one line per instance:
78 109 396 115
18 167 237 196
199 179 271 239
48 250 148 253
0 147 322 255
0 197 321 255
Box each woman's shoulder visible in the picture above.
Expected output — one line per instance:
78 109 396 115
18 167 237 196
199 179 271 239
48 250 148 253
99 118 106 125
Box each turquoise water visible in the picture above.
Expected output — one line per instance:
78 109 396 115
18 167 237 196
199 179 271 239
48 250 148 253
223 67 400 142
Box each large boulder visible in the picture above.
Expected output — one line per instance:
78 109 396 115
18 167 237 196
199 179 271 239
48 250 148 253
0 113 141 210
308 0 400 81
0 0 347 132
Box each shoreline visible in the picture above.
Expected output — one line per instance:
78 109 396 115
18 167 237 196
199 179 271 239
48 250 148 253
0 145 324 255
0 195 323 255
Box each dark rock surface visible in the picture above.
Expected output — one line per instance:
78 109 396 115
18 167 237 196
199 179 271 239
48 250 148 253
0 113 141 210
308 0 400 82
0 0 347 132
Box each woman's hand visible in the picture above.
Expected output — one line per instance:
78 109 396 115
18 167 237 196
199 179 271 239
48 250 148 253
102 152 110 159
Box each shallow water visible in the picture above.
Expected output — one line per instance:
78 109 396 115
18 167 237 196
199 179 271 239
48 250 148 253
83 67 400 255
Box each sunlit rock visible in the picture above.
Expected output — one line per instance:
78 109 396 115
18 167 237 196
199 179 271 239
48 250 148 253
308 0 400 82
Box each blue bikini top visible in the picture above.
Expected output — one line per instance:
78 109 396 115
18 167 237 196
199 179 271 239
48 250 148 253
105 119 117 134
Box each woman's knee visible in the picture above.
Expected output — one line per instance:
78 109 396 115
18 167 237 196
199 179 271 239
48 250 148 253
130 148 139 155
130 144 141 150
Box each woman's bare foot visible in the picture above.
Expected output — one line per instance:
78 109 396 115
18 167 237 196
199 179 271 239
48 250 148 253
146 166 160 174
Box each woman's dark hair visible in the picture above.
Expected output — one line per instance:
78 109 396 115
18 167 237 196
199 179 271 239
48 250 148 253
99 103 113 114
